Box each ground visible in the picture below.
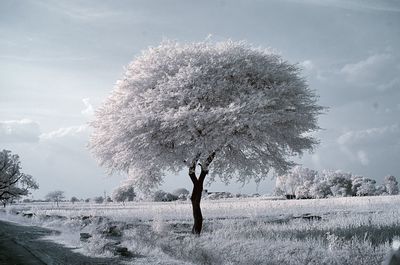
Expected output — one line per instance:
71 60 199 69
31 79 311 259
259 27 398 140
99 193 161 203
1 195 399 264
0 220 118 265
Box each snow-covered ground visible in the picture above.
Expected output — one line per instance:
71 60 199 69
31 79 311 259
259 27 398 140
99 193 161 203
1 195 400 265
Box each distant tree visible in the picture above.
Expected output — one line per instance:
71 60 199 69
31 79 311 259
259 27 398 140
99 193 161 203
70 196 79 204
324 170 352 197
375 184 387 196
94 196 104 203
106 196 113 203
84 198 90 203
89 40 323 234
278 166 396 199
384 175 399 195
309 179 332 199
276 166 318 197
273 186 286 196
351 175 365 196
276 174 292 196
45 190 65 207
356 178 376 196
112 183 136 204
295 180 313 199
153 190 178 202
0 150 39 207
172 188 190 197
275 173 299 196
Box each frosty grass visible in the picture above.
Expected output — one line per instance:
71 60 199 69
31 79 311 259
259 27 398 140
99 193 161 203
1 195 399 265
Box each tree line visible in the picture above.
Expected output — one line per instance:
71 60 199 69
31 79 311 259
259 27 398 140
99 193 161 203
275 166 398 199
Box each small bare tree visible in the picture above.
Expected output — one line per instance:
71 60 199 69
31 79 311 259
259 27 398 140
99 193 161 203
45 190 65 207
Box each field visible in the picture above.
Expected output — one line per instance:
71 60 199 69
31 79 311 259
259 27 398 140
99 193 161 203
1 195 400 265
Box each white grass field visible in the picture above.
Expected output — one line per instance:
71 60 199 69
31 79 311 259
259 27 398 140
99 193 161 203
1 195 400 265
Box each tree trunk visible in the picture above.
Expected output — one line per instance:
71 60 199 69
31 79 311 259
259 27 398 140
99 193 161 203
188 151 216 235
191 182 203 234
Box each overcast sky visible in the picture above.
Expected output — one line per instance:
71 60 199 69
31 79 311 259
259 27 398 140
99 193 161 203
1 0 399 199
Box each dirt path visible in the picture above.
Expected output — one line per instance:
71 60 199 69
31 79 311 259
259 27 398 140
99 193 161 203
0 220 119 265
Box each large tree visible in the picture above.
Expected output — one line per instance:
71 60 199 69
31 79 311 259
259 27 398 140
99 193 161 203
0 149 38 207
89 40 323 234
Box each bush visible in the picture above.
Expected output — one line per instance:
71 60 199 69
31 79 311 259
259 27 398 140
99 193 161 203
172 188 190 197
153 190 178 202
70 196 79 204
206 192 233 200
172 188 190 200
94 196 104 204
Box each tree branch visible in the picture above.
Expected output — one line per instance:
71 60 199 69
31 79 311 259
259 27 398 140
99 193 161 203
189 153 201 185
199 151 216 184
0 190 17 199
200 151 216 173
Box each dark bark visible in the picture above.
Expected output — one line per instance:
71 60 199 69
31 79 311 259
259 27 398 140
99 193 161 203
191 181 203 234
188 152 215 235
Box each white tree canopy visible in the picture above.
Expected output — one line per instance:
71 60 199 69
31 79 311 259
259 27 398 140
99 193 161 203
89 40 323 191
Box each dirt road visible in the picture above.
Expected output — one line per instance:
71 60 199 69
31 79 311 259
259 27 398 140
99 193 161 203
0 220 118 265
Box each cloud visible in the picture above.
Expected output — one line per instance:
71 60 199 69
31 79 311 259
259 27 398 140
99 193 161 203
0 55 95 63
40 125 87 140
341 54 389 77
81 98 94 117
336 124 399 166
0 119 41 143
357 150 369 166
288 0 400 13
34 0 122 21
300 60 315 72
337 124 400 146
5 122 122 199
340 53 400 92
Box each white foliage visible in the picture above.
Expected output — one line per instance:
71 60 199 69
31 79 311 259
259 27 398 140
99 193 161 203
112 182 136 202
384 175 399 195
321 170 352 197
276 166 318 196
275 167 387 199
352 175 377 196
89 40 322 191
356 179 376 196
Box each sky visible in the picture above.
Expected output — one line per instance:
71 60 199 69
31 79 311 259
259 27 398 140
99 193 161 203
0 0 399 199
